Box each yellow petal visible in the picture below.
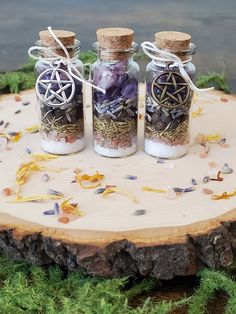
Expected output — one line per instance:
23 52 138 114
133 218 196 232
8 194 62 203
10 132 22 143
31 154 58 161
205 134 222 143
192 106 203 118
61 198 82 216
142 186 167 193
25 125 40 134
102 187 138 203
75 171 104 189
16 161 44 185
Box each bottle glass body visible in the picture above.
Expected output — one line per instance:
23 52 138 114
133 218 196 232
35 41 85 155
92 44 139 157
144 59 196 159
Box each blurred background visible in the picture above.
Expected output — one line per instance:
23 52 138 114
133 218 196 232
0 0 235 89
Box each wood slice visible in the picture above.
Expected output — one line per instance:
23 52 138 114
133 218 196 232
0 86 236 279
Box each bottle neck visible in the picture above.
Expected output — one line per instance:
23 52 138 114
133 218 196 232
35 39 81 60
98 50 133 62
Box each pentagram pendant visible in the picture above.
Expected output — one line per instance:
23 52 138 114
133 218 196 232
36 67 75 107
151 69 190 109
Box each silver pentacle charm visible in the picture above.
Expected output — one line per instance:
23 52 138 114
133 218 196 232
36 67 75 107
151 70 190 109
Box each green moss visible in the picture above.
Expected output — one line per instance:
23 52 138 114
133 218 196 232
1 253 236 313
0 58 36 94
196 72 231 94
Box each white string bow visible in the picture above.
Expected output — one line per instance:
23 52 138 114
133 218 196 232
141 41 214 93
28 26 105 93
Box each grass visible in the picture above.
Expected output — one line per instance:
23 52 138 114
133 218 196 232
1 252 236 313
196 72 231 94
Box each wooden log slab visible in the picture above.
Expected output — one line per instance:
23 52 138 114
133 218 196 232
0 86 236 279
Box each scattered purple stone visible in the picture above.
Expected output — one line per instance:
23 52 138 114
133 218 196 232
47 189 63 197
25 147 32 154
202 176 211 184
43 209 56 215
134 209 146 216
124 175 137 180
22 101 30 106
156 158 166 164
95 187 106 194
53 202 60 215
173 187 195 193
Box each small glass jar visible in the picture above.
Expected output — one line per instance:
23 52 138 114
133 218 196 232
34 30 85 155
143 31 196 159
92 28 139 158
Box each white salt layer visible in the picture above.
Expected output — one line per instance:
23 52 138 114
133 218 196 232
41 138 86 155
94 143 137 158
144 139 189 159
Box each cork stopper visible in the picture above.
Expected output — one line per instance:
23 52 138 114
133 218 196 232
96 27 134 60
39 30 76 58
155 31 191 60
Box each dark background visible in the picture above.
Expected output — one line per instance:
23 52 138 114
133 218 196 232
0 0 235 89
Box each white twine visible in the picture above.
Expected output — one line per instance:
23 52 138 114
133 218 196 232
28 26 105 93
141 41 214 93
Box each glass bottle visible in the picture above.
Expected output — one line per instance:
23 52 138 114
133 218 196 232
143 31 196 159
34 30 85 155
92 28 139 157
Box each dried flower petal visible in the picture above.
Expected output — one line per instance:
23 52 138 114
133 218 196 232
142 186 167 193
196 133 223 145
192 106 203 118
76 171 104 189
205 134 223 143
16 161 43 185
211 189 236 200
31 154 57 161
9 131 22 143
211 171 223 181
102 187 138 203
25 125 39 134
9 194 62 203
60 198 83 216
